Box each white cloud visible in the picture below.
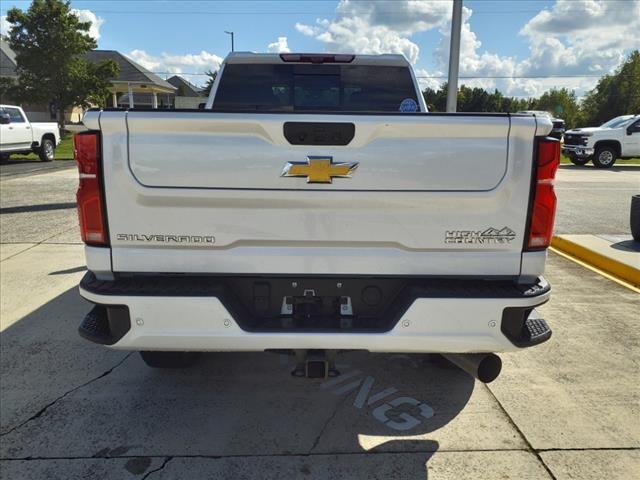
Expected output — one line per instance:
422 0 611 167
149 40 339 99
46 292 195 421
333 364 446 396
497 0 640 97
295 0 452 65
414 68 443 91
1 10 103 41
0 15 10 36
522 0 639 48
432 7 523 94
517 0 639 79
161 51 224 70
335 0 452 34
294 22 317 36
319 16 421 63
267 37 291 53
295 0 640 99
127 49 224 86
128 50 162 71
72 9 104 40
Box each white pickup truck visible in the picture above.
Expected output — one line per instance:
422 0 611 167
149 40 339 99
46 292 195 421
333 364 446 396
0 105 61 162
563 114 640 167
75 53 559 382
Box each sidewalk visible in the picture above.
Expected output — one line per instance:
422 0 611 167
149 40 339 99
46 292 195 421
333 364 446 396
551 234 640 288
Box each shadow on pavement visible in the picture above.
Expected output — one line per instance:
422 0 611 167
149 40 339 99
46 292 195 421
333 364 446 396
0 287 475 479
0 202 77 215
49 265 87 275
49 266 87 276
558 164 640 172
0 160 75 179
610 240 640 253
0 158 41 165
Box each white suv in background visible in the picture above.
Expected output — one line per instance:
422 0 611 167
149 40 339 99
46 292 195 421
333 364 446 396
563 114 640 168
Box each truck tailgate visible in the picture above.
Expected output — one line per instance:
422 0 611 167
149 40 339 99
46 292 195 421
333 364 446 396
126 113 509 191
92 111 541 277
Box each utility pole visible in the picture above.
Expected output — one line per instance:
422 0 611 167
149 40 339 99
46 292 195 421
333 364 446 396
225 31 235 52
446 0 463 112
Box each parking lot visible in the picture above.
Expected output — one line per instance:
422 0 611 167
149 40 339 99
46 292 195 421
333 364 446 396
1 163 639 479
554 164 640 235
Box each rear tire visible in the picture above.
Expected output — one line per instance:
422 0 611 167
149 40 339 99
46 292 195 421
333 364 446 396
38 138 55 162
139 351 200 368
592 146 617 168
569 155 589 166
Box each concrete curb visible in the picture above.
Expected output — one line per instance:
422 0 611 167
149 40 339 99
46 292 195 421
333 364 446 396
551 235 640 287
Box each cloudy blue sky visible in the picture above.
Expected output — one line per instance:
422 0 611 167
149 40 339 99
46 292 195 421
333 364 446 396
2 0 639 97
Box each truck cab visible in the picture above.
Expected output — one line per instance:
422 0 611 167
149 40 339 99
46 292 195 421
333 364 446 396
0 105 61 162
563 114 640 168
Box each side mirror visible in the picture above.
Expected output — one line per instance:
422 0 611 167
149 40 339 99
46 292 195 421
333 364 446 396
0 113 10 125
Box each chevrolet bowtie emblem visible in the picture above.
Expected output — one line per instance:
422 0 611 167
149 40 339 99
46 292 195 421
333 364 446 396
281 156 359 184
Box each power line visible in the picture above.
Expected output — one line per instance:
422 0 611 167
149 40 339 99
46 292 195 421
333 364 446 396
416 74 640 79
1 7 634 15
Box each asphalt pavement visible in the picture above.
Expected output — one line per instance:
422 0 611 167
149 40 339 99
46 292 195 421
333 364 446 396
0 162 639 479
0 159 76 179
554 164 640 235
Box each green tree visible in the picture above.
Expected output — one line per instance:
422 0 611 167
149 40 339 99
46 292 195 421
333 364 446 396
422 84 447 112
580 50 640 126
6 0 119 130
202 69 218 96
0 77 18 104
534 88 581 128
423 83 534 113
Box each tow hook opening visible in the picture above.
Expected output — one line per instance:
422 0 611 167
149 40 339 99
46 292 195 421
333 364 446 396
291 349 340 379
280 290 354 322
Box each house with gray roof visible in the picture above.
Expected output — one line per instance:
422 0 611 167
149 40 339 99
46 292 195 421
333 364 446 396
166 75 206 108
0 35 18 80
116 73 207 109
1 40 208 116
85 50 176 108
167 75 203 97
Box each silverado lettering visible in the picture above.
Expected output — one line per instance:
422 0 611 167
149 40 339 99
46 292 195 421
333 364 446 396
116 234 215 244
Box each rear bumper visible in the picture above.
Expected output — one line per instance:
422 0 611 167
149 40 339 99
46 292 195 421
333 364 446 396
562 145 594 157
78 273 551 353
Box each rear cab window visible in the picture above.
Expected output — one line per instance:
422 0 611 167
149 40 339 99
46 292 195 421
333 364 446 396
212 64 421 113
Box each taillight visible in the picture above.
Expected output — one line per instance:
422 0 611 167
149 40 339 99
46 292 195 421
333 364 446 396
527 137 560 249
279 53 355 63
74 131 108 246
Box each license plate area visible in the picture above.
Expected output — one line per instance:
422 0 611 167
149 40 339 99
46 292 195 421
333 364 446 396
225 277 406 332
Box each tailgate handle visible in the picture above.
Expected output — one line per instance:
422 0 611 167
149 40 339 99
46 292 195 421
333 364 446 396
284 122 355 146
